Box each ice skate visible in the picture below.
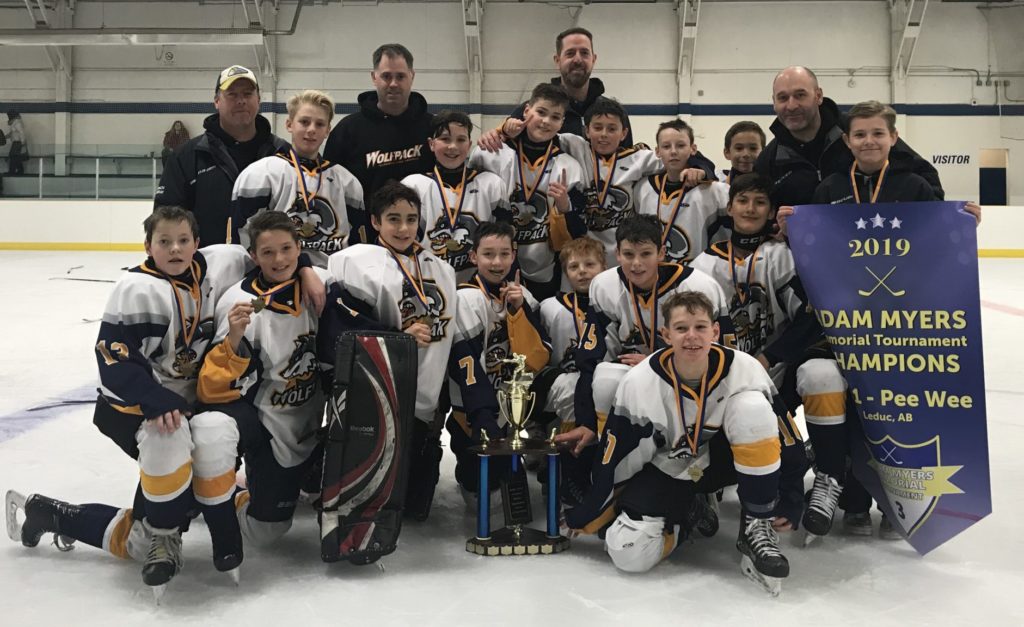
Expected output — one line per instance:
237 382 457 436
842 511 873 536
209 519 243 586
213 549 242 586
878 513 902 541
801 471 841 546
687 493 719 538
141 524 183 602
737 514 789 597
5 490 77 551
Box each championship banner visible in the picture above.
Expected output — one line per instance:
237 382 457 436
788 201 991 555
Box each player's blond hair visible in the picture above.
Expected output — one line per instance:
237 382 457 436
287 89 335 122
560 237 606 272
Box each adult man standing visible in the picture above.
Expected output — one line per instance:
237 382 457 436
323 44 434 202
755 65 942 207
155 65 286 245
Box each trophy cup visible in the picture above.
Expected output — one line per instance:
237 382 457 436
465 354 571 556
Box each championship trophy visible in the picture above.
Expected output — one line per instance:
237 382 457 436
465 354 571 556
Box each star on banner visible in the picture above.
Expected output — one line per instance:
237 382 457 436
890 217 902 229
871 213 886 228
855 218 868 230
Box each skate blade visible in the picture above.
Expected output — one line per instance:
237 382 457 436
802 530 822 547
5 490 26 544
225 567 240 586
740 555 782 597
151 584 167 605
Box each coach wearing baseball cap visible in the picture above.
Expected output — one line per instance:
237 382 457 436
155 65 287 245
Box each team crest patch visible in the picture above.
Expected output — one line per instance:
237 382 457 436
272 332 319 407
510 189 550 244
585 186 631 232
289 196 343 254
399 280 451 341
866 434 963 537
428 214 476 272
662 223 692 262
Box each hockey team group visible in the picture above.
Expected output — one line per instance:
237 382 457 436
4 38 983 601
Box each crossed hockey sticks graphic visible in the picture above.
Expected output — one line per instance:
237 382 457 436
859 266 906 297
880 444 904 466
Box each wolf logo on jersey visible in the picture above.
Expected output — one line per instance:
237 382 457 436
427 213 476 274
272 332 319 407
586 186 632 233
621 326 649 355
730 286 774 355
290 196 342 254
483 321 513 383
510 189 550 245
662 223 693 263
399 280 451 341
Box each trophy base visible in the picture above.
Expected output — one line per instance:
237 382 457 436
466 526 570 557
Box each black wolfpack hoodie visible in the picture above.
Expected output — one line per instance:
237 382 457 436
323 90 435 200
755 97 943 207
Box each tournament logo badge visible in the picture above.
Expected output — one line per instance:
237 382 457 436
865 434 963 536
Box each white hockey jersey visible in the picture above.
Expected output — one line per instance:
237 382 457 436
540 291 588 373
402 167 509 284
634 176 730 263
325 244 456 422
557 134 663 267
448 276 549 432
565 346 782 532
197 266 328 468
468 138 586 284
96 244 252 418
231 152 365 266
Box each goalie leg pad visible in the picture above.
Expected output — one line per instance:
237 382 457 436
320 332 418 564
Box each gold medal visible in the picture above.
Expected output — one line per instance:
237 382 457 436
688 465 704 482
179 361 198 377
251 298 266 313
299 221 317 237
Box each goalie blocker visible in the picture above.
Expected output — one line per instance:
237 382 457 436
320 331 418 565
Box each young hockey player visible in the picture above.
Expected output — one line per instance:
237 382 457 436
447 221 551 496
190 211 329 581
5 207 255 600
564 291 793 595
321 181 457 522
554 215 732 458
402 110 509 283
719 121 765 183
468 83 588 301
231 89 366 266
635 120 730 263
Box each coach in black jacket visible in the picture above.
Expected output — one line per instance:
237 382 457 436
755 66 942 208
155 65 287 245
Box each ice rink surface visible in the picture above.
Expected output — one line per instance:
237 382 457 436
0 251 1021 626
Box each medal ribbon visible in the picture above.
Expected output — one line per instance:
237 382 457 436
590 148 619 208
516 139 554 202
571 293 586 340
287 149 323 212
166 260 203 349
850 160 889 204
432 166 468 231
475 275 506 311
383 242 430 310
666 352 710 456
656 175 689 250
627 278 658 354
727 241 759 305
253 277 297 309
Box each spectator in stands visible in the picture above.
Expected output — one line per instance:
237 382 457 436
161 121 190 167
155 65 287 245
4 112 28 175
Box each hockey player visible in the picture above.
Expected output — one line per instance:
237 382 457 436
635 120 730 263
564 291 792 595
719 121 765 183
447 221 551 496
321 181 457 522
554 214 732 458
190 211 329 581
468 83 588 301
402 110 510 283
5 207 253 599
231 89 366 266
